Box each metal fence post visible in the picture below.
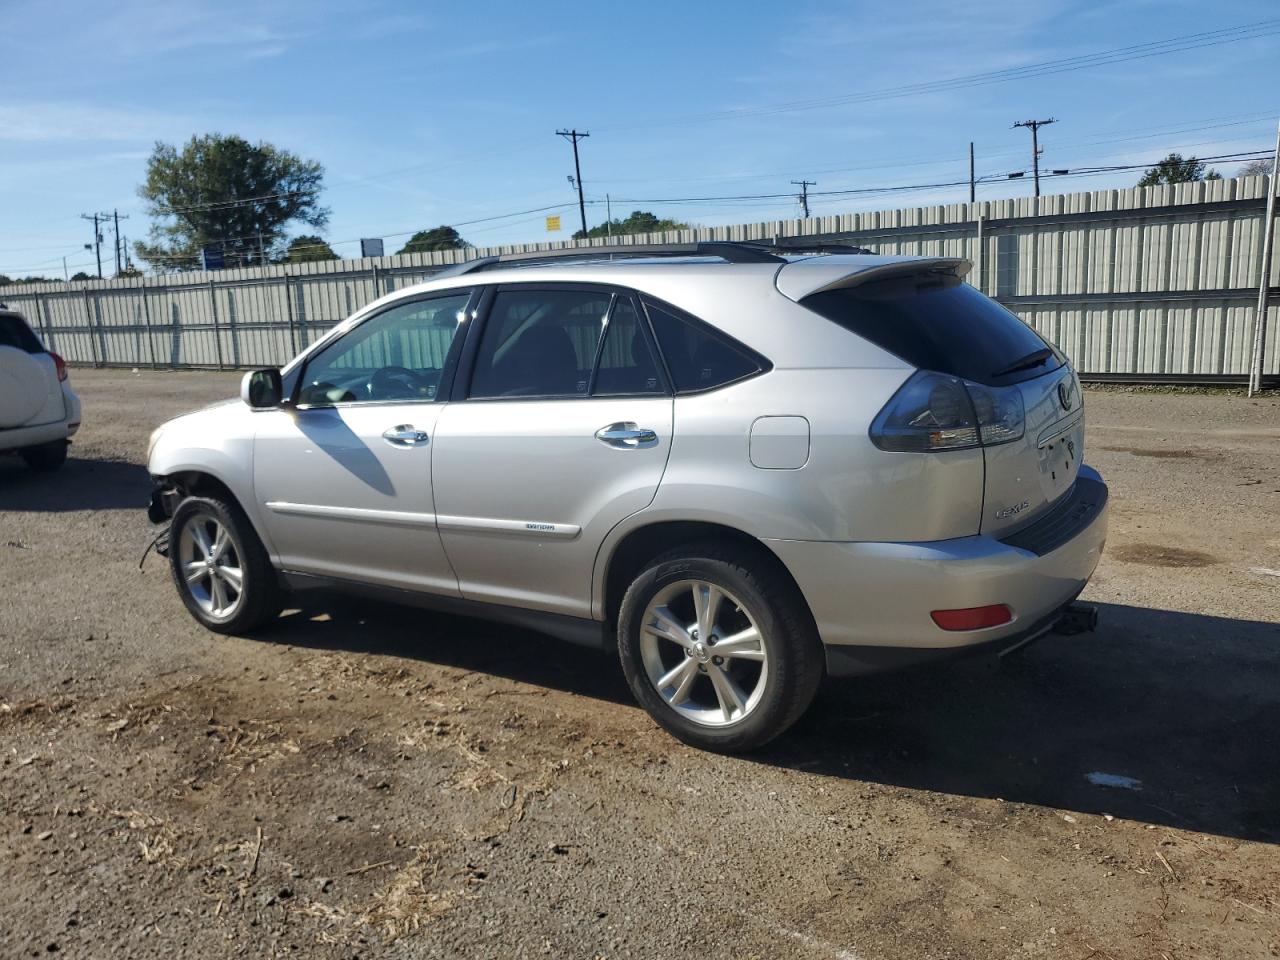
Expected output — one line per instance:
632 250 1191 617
36 294 55 351
975 214 985 294
1249 121 1280 396
208 279 224 370
82 289 102 367
141 283 158 369
284 274 298 357
372 264 381 300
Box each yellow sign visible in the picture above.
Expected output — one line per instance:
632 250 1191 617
545 215 561 232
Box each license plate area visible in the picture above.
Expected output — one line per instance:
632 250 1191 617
1037 414 1083 502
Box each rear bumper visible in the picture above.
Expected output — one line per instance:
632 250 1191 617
765 466 1108 670
0 418 74 451
0 387 79 451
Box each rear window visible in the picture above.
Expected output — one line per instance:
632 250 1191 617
0 314 44 354
802 275 1062 386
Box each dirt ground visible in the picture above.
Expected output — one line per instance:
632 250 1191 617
1 369 1277 960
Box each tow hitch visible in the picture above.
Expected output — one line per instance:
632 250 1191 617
1053 602 1099 636
998 601 1097 660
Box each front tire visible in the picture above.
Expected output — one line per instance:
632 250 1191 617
19 440 67 472
617 543 824 752
168 495 282 634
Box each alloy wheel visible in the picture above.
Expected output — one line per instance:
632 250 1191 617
177 513 244 620
639 579 769 727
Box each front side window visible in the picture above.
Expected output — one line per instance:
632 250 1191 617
469 289 610 399
298 292 470 405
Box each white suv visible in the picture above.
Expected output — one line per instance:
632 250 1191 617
147 244 1108 751
0 308 80 472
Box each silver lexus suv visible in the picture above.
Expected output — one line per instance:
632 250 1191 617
147 243 1108 751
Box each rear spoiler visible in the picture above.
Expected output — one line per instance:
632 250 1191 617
775 256 972 302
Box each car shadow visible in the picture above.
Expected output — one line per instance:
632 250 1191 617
765 601 1280 844
267 599 634 706
0 456 151 512
262 597 1279 844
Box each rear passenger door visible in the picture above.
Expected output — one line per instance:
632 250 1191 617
430 284 673 618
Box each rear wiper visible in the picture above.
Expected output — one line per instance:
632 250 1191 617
992 347 1054 378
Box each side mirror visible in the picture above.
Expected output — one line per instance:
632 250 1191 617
241 368 284 409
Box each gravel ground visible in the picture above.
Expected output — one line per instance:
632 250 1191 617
1 369 1278 960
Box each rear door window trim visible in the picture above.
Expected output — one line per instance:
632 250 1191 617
450 282 672 403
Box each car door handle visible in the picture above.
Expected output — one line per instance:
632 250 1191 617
595 422 658 448
382 424 429 446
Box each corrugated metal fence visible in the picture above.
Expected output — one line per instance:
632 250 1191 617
2 175 1276 382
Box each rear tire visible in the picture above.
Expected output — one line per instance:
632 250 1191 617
617 542 824 752
19 440 67 472
168 495 282 634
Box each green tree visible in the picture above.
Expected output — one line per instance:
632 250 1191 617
70 271 93 282
1137 153 1222 187
135 134 327 271
284 235 339 263
396 226 468 254
0 275 10 286
573 210 689 240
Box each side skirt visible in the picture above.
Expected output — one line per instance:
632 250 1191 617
280 571 612 651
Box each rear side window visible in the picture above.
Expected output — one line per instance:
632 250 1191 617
592 297 664 396
470 289 609 398
644 300 762 393
802 276 1062 386
0 314 44 354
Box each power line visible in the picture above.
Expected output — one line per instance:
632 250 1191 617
6 147 1273 274
603 149 1273 205
595 19 1280 132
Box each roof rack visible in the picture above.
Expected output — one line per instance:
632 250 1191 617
431 239 875 278
760 240 877 256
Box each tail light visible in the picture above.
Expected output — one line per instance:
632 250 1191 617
870 370 1024 453
49 351 68 382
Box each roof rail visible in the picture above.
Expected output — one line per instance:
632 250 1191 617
429 239 878 279
753 239 877 256
433 242 784 278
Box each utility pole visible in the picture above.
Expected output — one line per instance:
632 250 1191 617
1012 118 1056 198
969 142 976 203
606 193 613 238
556 129 590 238
791 180 816 218
80 213 107 277
110 209 129 275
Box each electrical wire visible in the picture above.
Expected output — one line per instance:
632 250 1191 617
4 146 1274 274
595 19 1280 131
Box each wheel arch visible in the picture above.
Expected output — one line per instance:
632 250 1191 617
596 519 811 628
153 464 278 561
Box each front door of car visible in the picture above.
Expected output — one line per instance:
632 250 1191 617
432 286 673 618
253 290 473 594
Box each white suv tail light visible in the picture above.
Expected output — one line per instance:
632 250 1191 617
870 370 1025 453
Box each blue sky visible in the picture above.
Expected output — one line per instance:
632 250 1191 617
1 0 1277 276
